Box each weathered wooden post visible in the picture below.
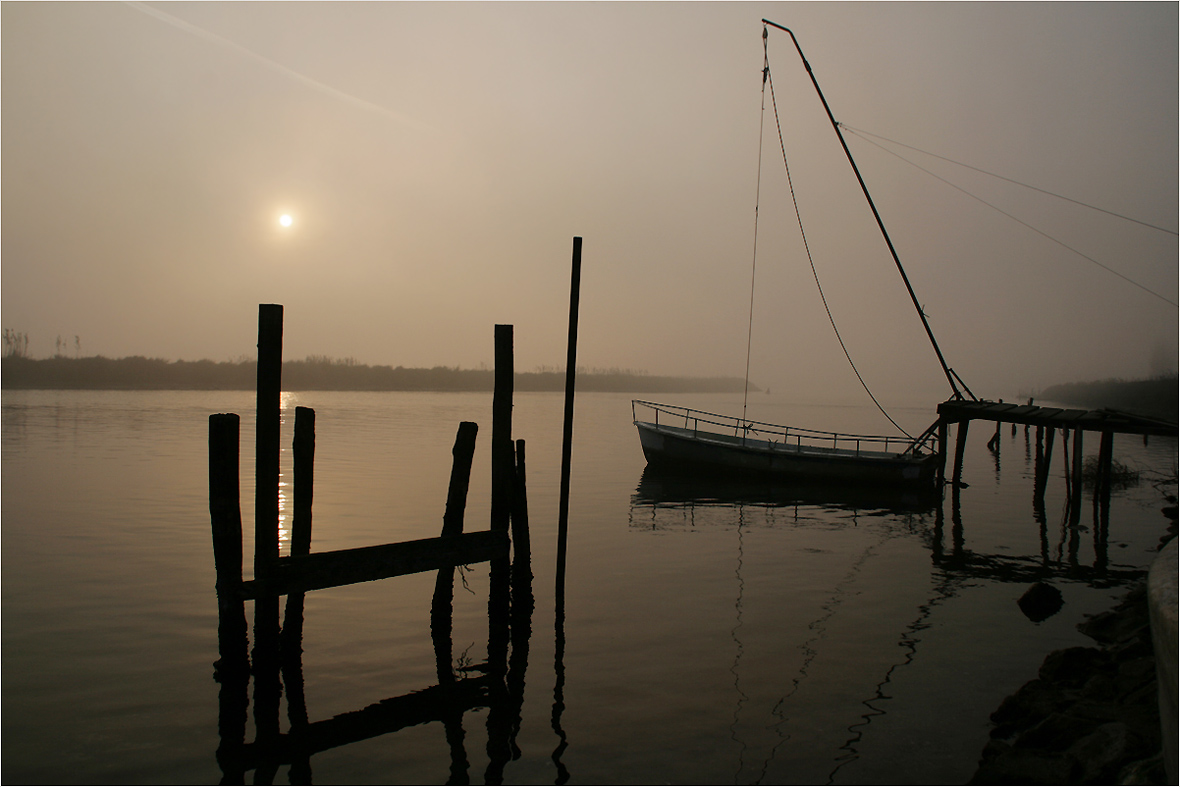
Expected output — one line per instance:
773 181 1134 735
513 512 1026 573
551 237 580 787
210 413 248 675
209 412 249 783
488 325 513 676
283 405 315 785
432 421 478 787
432 421 479 673
557 237 582 590
1095 430 1114 504
512 439 531 571
255 304 284 579
253 304 283 755
491 325 515 534
951 419 970 487
1094 430 1114 568
502 439 535 784
1069 428 1084 527
291 406 315 556
936 418 949 487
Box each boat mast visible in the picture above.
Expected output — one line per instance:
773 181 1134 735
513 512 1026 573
762 20 968 401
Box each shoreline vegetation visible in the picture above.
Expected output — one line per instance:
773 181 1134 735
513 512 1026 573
1039 376 1178 421
0 355 752 394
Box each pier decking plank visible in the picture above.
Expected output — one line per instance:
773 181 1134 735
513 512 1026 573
937 400 1177 437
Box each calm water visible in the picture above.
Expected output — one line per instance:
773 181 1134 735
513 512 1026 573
3 389 1175 784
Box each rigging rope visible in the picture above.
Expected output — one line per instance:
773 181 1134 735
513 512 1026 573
751 31 912 439
842 127 1179 309
740 43 770 424
839 124 1179 238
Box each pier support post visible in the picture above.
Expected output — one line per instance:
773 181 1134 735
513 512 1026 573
936 418 949 487
1096 430 1114 504
952 419 969 487
1069 428 1084 527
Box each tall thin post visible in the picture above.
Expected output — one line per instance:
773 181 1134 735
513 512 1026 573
489 325 513 677
491 325 514 534
557 237 582 589
253 303 283 759
255 303 284 578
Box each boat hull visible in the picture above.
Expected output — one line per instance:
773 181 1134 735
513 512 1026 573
635 420 939 487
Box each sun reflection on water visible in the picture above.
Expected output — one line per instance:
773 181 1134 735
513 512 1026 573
277 391 298 552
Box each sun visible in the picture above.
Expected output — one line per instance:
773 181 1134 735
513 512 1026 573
279 214 294 228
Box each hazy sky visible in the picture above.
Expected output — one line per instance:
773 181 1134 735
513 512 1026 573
3 2 1177 405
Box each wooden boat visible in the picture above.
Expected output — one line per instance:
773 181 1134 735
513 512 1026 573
632 21 972 490
633 400 940 487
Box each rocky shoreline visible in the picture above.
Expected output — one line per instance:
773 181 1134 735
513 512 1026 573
969 581 1165 784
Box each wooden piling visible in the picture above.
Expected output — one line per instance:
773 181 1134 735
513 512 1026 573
209 413 248 676
291 407 315 558
491 325 514 534
1069 428 1084 526
284 405 316 784
255 303 284 578
1096 430 1114 504
512 439 531 565
936 419 949 486
557 237 582 586
952 420 969 487
489 326 514 680
443 422 479 538
253 304 284 754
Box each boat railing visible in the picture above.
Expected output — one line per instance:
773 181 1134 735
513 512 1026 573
632 400 935 457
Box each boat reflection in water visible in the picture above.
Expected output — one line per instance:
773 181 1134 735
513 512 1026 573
630 464 942 518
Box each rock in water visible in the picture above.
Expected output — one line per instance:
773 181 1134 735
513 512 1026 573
1018 581 1064 623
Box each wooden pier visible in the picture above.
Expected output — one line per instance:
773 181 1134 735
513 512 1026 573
209 304 532 784
935 398 1178 529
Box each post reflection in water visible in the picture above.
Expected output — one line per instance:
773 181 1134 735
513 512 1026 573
214 538 535 785
627 422 1147 782
211 413 539 785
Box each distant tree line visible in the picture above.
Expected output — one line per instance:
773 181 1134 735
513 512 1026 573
0 354 751 394
1039 375 1178 420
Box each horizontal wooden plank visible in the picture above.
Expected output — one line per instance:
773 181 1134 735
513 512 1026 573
241 530 509 598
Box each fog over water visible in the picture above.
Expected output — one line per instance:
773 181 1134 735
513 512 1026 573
3 2 1177 405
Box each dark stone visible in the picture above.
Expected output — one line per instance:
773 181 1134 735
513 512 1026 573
1117 754 1167 785
1019 581 1064 622
990 679 1075 738
1038 646 1110 689
970 742 1078 785
972 582 1165 785
1016 711 1102 752
1066 722 1131 782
